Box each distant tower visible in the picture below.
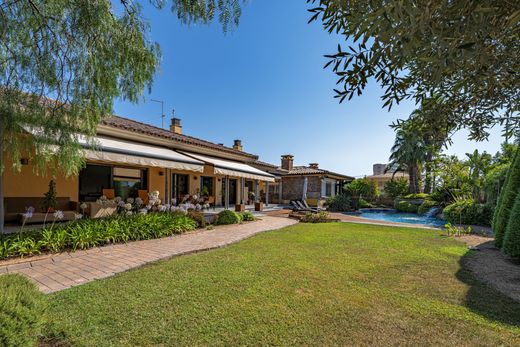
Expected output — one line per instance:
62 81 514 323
373 163 387 175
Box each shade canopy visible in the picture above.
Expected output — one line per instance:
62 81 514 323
80 136 204 172
182 152 275 182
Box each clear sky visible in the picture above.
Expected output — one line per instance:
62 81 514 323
113 0 504 177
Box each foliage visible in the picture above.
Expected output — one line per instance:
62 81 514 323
358 198 374 209
443 200 494 227
44 222 520 346
465 149 493 202
216 210 241 225
308 1 520 140
187 210 207 228
325 194 352 212
0 213 197 259
240 211 256 222
503 193 520 257
42 180 58 211
384 178 409 199
418 200 439 215
444 223 473 237
300 211 331 223
433 155 472 204
483 164 510 208
394 200 419 213
389 120 427 193
403 193 429 200
0 274 46 347
345 178 379 200
493 148 520 248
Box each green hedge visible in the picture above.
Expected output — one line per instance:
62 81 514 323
0 213 197 259
443 200 494 227
493 148 520 248
216 210 241 225
395 200 419 213
325 194 352 212
403 193 429 200
0 274 46 347
503 193 520 257
240 211 256 222
418 200 439 215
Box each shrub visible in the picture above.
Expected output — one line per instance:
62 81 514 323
493 148 520 248
300 211 330 223
418 200 439 215
358 198 375 209
187 210 207 228
0 274 46 347
443 199 493 227
216 210 241 225
344 178 379 200
325 194 352 212
240 211 256 222
395 200 419 213
403 193 429 200
384 178 409 199
503 193 520 257
0 213 197 259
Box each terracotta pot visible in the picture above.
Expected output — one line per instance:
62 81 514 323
235 204 246 212
254 202 264 211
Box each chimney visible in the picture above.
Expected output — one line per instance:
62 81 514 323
170 110 182 134
281 155 294 171
373 163 386 176
233 139 243 151
309 163 319 169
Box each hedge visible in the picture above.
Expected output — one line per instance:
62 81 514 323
395 200 419 213
0 274 46 347
503 193 520 257
493 148 520 248
443 200 494 227
325 194 352 212
216 210 241 225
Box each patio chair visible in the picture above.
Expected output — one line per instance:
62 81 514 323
207 196 216 210
296 200 319 213
302 200 324 211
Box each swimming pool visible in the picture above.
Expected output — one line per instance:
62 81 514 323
351 209 445 227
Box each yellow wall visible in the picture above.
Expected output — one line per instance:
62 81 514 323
3 158 79 202
148 167 166 199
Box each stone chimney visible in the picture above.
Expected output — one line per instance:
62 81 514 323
170 117 182 134
281 155 294 171
233 139 243 151
309 163 319 169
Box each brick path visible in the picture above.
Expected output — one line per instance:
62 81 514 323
0 216 297 293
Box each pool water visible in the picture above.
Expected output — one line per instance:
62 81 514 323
353 210 445 227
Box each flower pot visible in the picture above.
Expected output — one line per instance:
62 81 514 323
254 202 264 211
235 204 245 212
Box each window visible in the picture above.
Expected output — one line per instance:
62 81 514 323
113 167 147 200
325 182 332 196
79 164 111 201
200 176 214 197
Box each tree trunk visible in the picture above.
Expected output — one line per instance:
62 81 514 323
0 124 4 236
408 165 420 194
423 153 433 194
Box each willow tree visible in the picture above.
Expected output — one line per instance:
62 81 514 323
0 0 243 233
308 0 520 140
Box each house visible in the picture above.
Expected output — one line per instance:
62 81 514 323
2 114 276 224
252 155 354 207
365 163 409 195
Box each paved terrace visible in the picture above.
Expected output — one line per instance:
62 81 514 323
0 216 297 293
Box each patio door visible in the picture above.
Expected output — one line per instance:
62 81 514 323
228 179 237 205
172 173 189 204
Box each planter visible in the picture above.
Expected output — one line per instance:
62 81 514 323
235 204 245 212
254 202 264 211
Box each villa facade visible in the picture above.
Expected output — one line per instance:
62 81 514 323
3 115 276 224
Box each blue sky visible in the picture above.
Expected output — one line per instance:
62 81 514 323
114 0 504 176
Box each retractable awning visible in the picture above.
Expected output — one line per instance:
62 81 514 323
81 136 204 172
181 152 275 182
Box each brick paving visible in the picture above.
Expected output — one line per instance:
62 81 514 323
0 216 297 293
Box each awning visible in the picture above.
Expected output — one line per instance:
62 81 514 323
80 136 204 172
181 152 275 182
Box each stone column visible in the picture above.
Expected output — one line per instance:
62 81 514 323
265 181 269 206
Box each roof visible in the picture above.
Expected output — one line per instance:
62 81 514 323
286 166 353 180
366 172 409 180
100 116 258 160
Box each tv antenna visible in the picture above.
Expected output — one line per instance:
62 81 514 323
151 99 165 128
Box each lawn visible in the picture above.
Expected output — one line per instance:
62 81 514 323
44 222 520 346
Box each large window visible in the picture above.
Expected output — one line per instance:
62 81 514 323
79 164 148 202
325 182 332 196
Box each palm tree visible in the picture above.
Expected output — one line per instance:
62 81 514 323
465 149 492 202
389 121 428 194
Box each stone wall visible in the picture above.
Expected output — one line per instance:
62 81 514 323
281 176 322 201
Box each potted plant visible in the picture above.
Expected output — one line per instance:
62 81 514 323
42 179 58 213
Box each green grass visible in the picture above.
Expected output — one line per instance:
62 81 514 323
45 223 520 346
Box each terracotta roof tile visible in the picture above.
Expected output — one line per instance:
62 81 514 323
101 116 258 159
